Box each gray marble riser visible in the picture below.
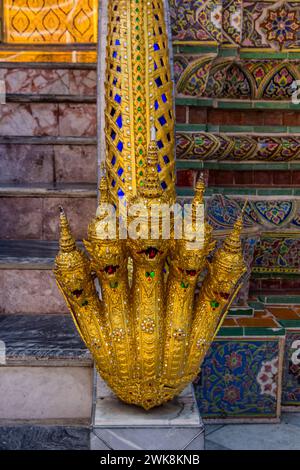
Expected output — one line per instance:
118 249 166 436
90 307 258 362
0 240 73 314
0 143 97 185
0 102 96 138
0 185 96 240
0 66 97 96
0 314 93 424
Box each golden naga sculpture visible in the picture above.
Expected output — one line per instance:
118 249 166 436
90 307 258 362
54 0 247 410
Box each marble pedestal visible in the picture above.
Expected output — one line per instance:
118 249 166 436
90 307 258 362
91 376 205 451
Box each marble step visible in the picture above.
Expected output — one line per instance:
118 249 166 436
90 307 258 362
0 66 96 97
0 240 69 314
0 183 97 240
92 376 205 450
0 140 97 185
0 425 91 450
0 314 93 424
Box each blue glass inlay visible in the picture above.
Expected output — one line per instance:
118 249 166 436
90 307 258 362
111 155 116 166
154 61 158 71
116 114 122 129
161 93 167 103
113 78 117 86
113 51 117 58
118 189 125 198
155 77 163 88
153 43 160 51
163 155 170 164
114 94 122 104
157 164 162 173
111 130 116 141
118 167 124 177
115 39 120 45
157 140 163 149
161 181 167 190
117 66 121 72
117 141 123 152
154 100 159 111
112 179 116 187
158 115 167 126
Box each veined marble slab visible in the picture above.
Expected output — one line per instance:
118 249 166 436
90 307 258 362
95 376 200 427
92 375 204 450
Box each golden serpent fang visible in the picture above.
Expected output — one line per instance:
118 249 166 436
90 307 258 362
54 1 247 410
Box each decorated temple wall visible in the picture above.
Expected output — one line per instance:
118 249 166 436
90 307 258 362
0 0 299 423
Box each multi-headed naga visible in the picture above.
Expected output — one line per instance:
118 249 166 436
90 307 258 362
54 1 247 410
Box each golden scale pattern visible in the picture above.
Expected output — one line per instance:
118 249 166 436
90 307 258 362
54 0 247 410
4 0 98 43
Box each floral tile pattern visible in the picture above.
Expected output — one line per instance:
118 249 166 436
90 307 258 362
194 339 281 418
282 331 300 406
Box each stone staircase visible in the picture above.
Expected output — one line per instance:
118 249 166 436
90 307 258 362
0 63 98 426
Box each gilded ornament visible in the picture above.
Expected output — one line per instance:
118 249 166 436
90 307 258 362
54 0 247 410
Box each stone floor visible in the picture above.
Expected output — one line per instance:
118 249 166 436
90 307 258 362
205 413 300 450
0 413 299 450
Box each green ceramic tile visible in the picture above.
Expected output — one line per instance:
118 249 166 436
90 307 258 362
176 161 204 169
176 45 218 54
175 98 213 107
258 295 300 304
175 124 207 132
206 124 220 132
254 101 293 110
288 127 300 134
278 319 300 328
243 327 285 336
217 101 253 109
288 52 300 59
248 301 265 310
176 187 194 197
207 187 257 195
257 188 294 196
253 126 288 133
218 125 254 132
218 47 239 57
217 327 244 337
176 161 292 171
240 51 288 60
228 308 254 317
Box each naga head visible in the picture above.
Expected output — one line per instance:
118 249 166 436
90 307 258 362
127 133 170 266
55 208 94 307
84 174 128 283
206 215 247 306
171 178 216 284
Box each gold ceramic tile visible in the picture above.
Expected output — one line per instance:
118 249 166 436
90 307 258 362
0 50 97 63
3 0 98 44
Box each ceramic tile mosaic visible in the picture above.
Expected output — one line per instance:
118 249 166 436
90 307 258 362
194 338 283 420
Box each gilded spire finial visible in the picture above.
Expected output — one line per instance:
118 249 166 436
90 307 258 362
140 127 162 198
99 167 109 204
222 206 245 260
58 206 76 253
192 174 205 223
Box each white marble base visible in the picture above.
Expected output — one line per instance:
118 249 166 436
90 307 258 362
92 376 204 450
0 366 93 423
